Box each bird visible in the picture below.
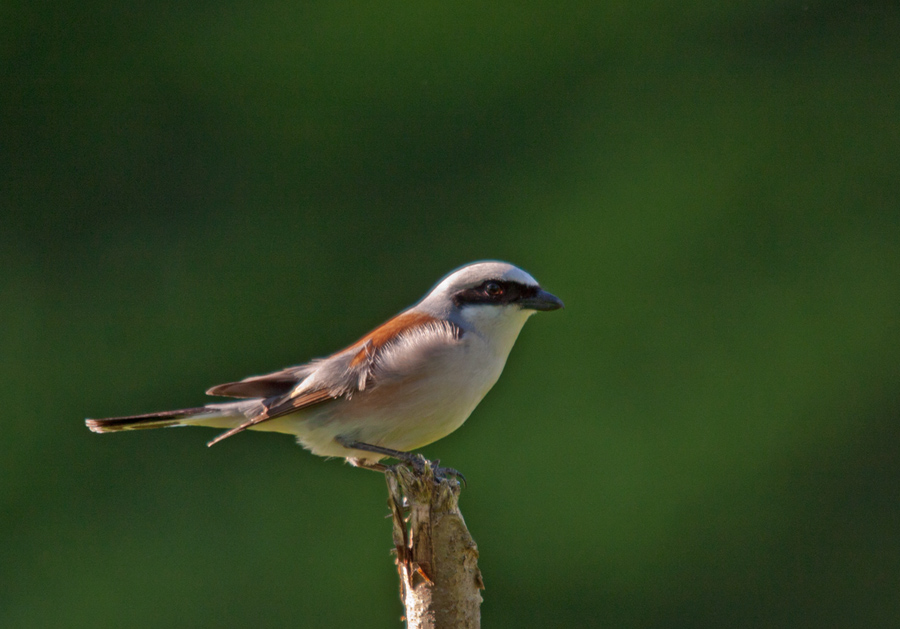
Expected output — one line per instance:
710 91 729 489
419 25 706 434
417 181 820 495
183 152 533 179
86 261 563 474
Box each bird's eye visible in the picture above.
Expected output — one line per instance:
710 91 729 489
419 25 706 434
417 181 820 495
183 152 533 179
484 281 503 296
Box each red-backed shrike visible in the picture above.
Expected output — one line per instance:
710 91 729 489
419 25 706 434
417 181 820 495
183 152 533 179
87 261 562 472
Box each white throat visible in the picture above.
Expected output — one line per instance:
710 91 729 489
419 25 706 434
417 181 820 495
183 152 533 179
459 304 534 358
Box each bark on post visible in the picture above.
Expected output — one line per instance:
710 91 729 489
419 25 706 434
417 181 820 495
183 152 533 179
385 463 484 629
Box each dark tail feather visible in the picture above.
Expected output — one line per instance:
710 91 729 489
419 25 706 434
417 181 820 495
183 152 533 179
85 407 208 433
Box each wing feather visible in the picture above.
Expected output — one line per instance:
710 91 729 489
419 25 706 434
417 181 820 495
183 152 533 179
206 388 335 447
205 311 462 446
206 364 317 398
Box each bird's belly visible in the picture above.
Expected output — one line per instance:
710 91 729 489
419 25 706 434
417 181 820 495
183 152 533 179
267 343 504 460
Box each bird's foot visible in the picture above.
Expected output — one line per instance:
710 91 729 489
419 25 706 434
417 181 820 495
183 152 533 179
338 438 466 487
403 454 466 487
434 464 467 487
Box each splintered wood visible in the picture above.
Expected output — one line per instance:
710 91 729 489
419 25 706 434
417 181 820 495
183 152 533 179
386 464 484 629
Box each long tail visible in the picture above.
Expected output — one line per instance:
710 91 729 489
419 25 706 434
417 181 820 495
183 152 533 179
86 407 215 433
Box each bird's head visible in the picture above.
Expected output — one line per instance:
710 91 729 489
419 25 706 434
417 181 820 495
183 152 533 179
416 261 563 339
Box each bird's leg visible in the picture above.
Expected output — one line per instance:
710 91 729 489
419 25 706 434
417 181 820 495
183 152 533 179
338 438 466 485
339 438 418 464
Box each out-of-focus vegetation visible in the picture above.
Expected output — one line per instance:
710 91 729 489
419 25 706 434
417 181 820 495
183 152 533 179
3 1 899 627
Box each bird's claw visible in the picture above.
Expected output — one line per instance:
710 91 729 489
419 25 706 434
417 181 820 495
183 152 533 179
402 453 466 487
434 465 467 487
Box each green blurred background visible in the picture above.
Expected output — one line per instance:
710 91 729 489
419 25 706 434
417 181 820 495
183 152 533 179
4 1 900 627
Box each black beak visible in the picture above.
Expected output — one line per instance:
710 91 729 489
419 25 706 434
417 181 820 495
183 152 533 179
518 289 564 311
